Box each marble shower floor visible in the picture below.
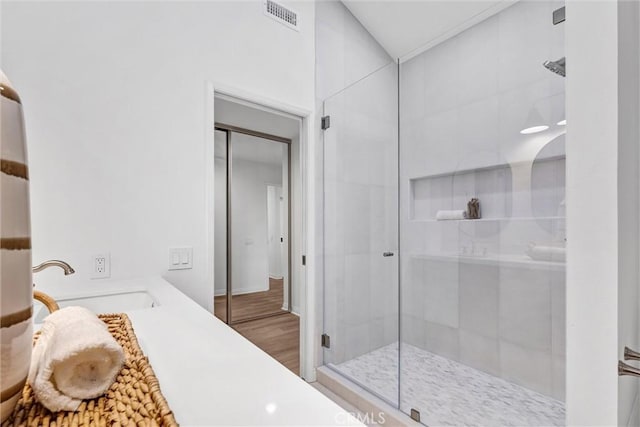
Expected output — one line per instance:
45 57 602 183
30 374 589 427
333 343 565 427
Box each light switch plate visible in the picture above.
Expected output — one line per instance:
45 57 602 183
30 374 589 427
169 247 192 270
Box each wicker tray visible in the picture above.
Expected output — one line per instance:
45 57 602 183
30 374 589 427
2 313 178 427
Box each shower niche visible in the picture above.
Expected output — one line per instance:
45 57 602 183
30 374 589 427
409 163 513 221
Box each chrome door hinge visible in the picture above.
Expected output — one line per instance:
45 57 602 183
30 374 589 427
553 6 565 25
321 333 331 348
321 115 331 130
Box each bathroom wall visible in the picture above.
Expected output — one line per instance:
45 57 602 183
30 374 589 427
1 1 315 310
617 1 640 425
400 0 566 400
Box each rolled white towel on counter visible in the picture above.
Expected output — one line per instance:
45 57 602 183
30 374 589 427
525 243 566 262
436 210 468 221
27 306 124 412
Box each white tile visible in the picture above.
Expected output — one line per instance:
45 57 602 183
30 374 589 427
423 260 459 328
455 14 499 106
498 78 555 158
400 120 429 179
499 267 552 351
424 321 459 361
369 185 386 253
423 38 460 116
345 254 371 325
459 330 500 376
421 109 460 176
343 183 370 254
500 340 552 397
459 264 499 338
551 271 566 357
402 314 427 349
370 253 398 318
551 354 565 402
383 315 399 347
497 0 552 92
369 317 387 350
345 322 371 361
400 54 425 124
403 257 425 318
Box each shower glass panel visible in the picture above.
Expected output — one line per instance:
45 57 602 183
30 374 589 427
322 62 399 406
399 1 565 425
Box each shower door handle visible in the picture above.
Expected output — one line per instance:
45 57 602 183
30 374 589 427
383 252 394 257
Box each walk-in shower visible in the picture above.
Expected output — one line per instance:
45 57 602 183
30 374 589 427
320 1 566 426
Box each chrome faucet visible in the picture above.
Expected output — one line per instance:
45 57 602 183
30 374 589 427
32 260 75 275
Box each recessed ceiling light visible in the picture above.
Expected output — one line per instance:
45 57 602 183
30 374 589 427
557 119 566 126
520 125 549 135
265 403 277 414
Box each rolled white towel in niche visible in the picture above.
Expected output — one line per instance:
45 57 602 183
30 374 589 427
436 210 468 221
525 243 566 263
27 306 124 412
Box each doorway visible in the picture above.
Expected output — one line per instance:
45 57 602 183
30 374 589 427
212 94 303 375
214 124 291 323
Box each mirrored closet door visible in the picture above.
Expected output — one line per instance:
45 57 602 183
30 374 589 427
214 125 291 324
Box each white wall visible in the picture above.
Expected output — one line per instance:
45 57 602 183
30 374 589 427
618 1 640 425
566 1 619 424
1 1 315 311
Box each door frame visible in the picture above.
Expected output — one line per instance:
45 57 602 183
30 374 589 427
214 123 293 325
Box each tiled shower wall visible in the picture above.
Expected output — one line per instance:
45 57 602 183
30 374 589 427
399 0 566 401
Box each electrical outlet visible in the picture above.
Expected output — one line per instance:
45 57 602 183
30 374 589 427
91 253 110 279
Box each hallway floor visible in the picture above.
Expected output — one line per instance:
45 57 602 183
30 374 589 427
214 277 286 322
232 313 300 375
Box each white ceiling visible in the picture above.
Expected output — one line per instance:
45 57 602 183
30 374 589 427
343 0 515 61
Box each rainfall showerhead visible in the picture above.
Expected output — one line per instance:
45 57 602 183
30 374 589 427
543 57 566 77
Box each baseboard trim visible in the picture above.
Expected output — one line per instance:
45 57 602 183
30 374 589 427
213 286 269 297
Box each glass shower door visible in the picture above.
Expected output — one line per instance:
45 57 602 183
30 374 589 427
322 62 399 406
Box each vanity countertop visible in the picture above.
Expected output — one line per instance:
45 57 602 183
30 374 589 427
37 277 360 426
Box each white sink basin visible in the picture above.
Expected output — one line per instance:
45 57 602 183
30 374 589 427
34 290 158 324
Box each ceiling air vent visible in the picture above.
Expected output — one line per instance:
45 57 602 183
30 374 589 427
264 0 299 31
